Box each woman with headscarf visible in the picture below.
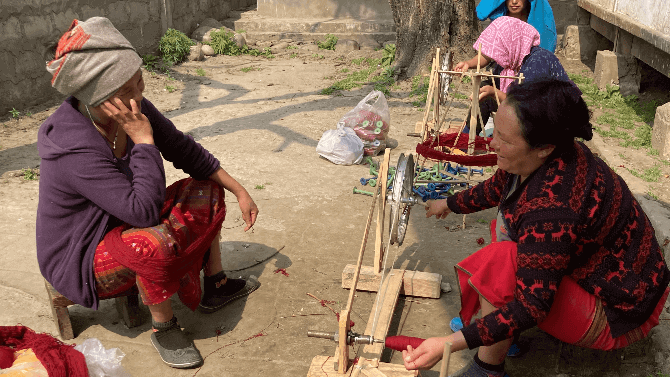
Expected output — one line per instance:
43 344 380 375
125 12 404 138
401 79 670 377
476 0 557 53
37 17 260 369
454 16 570 136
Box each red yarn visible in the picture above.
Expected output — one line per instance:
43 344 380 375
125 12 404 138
0 346 14 369
0 326 88 376
334 313 355 328
384 335 426 351
416 133 498 166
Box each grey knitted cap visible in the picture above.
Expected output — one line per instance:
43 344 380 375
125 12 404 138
46 17 142 107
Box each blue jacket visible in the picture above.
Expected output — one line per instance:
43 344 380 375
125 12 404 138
476 0 557 53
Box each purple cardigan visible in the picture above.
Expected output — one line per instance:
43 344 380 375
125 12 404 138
36 97 220 309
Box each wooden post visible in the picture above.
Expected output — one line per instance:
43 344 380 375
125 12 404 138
420 58 438 141
374 150 391 274
439 342 452 377
433 49 441 132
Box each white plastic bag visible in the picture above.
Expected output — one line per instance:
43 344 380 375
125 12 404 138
337 90 391 156
74 338 130 377
316 122 364 165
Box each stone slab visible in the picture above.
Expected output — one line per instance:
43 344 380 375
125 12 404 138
652 102 670 161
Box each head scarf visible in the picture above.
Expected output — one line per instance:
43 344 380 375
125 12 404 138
46 17 142 107
474 16 540 93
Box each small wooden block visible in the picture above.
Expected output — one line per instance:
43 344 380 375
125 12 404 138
342 265 442 299
44 280 74 340
307 356 417 377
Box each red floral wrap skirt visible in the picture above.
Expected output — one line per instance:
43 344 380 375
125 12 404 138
93 178 226 311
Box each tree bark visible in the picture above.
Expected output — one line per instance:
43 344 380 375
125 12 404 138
389 0 480 78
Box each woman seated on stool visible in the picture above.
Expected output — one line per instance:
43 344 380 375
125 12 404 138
403 79 670 376
454 16 571 137
37 17 260 369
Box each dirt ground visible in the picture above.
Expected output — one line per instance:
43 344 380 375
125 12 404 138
1 45 669 377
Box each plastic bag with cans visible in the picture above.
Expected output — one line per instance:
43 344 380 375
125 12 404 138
338 90 391 156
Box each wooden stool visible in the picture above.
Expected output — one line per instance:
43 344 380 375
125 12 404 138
44 280 143 340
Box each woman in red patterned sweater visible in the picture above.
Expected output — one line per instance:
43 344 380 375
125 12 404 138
402 79 670 376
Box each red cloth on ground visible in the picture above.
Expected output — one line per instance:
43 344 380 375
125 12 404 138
455 220 669 350
98 178 226 310
385 336 425 351
0 346 14 368
0 326 88 376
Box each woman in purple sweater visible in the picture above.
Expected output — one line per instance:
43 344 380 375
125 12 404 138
37 17 259 369
402 80 670 376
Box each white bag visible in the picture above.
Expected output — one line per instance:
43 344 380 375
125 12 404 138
316 122 364 165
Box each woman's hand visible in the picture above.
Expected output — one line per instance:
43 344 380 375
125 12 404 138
426 199 451 219
102 98 154 145
402 337 448 370
454 61 470 73
479 85 496 100
236 191 259 232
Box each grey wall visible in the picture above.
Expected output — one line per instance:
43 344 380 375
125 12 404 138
257 0 393 20
0 0 243 115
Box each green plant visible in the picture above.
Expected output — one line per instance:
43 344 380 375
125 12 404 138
341 68 350 73
476 218 488 224
165 85 176 93
9 108 20 119
320 66 376 94
209 28 274 58
381 43 396 67
289 52 298 59
286 45 298 50
647 191 659 200
312 53 325 59
240 66 261 73
628 165 661 182
452 93 468 100
142 54 160 71
317 34 338 50
196 68 206 76
254 184 265 190
410 75 430 107
461 75 472 84
22 168 38 180
26 111 32 117
159 29 194 64
371 66 396 96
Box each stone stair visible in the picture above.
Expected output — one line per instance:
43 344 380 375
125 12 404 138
221 7 395 45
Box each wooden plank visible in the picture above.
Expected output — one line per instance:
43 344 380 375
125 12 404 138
307 356 417 377
374 151 391 274
342 265 442 299
338 310 351 374
359 270 405 359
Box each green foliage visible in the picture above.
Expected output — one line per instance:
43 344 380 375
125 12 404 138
165 85 176 93
381 44 396 67
410 75 430 107
628 165 661 182
159 29 194 65
452 93 468 100
209 28 274 58
9 108 20 119
341 68 350 73
461 75 472 84
312 53 325 59
289 53 298 59
647 191 659 200
286 45 298 50
26 111 32 117
569 72 660 150
142 54 160 71
22 168 38 180
371 66 396 96
317 34 338 50
254 184 265 190
320 67 376 95
240 66 261 73
196 68 206 77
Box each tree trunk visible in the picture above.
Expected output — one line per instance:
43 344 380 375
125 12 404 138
389 0 480 78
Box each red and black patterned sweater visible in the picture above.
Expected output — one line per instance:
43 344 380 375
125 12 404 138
447 142 670 349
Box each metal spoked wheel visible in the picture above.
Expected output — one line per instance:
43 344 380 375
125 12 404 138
389 153 414 246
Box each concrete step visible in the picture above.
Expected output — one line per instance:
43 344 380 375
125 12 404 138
221 8 395 43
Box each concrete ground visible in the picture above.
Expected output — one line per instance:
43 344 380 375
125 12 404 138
0 49 669 377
